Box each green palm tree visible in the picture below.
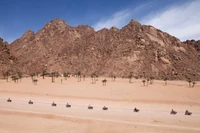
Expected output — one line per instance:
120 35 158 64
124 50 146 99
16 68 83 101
5 71 10 82
128 74 133 83
30 73 36 81
143 72 146 79
113 76 116 82
146 78 150 86
63 72 68 80
17 72 22 82
187 79 192 87
164 77 168 85
11 76 19 83
150 76 154 84
51 72 56 83
142 80 146 86
192 81 196 88
102 79 107 86
91 73 96 84
33 79 38 85
96 75 99 81
55 71 60 78
41 69 46 79
77 71 81 82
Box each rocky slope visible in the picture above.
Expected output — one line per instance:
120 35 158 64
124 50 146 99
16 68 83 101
0 37 18 77
184 40 200 53
8 18 200 80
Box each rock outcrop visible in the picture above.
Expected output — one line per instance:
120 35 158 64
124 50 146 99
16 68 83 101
7 18 200 80
0 37 18 77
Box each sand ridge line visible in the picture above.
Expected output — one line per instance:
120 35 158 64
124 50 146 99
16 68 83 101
0 91 200 106
0 109 200 131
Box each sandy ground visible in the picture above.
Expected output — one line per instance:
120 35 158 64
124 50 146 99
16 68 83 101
0 77 200 133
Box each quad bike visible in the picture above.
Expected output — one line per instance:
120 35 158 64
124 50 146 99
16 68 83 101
66 103 71 108
170 109 177 115
185 110 192 115
7 98 12 102
134 107 140 112
102 106 108 110
52 102 57 106
28 100 33 104
88 105 93 109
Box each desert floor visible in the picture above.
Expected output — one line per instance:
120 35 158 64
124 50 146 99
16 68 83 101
0 77 200 133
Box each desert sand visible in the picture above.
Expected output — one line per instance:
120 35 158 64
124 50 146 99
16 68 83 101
0 76 200 133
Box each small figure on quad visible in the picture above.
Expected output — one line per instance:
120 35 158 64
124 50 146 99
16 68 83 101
7 98 12 102
102 106 108 110
185 110 192 115
52 102 57 106
66 103 71 108
88 104 93 109
134 107 139 112
170 109 177 115
28 100 33 104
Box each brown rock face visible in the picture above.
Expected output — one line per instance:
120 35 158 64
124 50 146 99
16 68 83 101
8 19 200 80
184 40 200 52
0 37 18 76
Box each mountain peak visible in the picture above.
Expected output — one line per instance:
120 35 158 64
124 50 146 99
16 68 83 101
51 18 67 25
42 18 68 33
48 18 68 27
110 26 119 31
121 19 142 32
127 19 142 27
21 30 35 39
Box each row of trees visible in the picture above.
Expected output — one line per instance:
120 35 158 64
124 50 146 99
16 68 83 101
1 70 197 87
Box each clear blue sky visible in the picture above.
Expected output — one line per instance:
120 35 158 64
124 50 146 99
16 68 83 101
1 0 199 43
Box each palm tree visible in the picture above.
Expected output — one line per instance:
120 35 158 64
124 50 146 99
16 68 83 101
11 76 19 83
150 76 154 84
146 78 150 86
5 71 9 82
192 81 196 88
164 77 168 85
33 79 38 85
55 71 60 78
129 72 133 83
41 69 46 79
91 73 96 84
113 76 116 82
143 72 146 79
77 71 81 82
142 80 146 86
83 74 86 81
51 72 56 83
102 79 107 86
63 72 67 80
17 72 22 82
187 79 192 87
96 75 99 81
30 73 35 81
63 72 70 80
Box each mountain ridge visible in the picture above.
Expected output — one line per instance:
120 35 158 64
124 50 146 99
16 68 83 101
1 18 200 80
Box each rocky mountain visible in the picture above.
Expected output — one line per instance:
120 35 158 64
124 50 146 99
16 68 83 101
184 40 200 53
7 18 200 80
0 37 18 77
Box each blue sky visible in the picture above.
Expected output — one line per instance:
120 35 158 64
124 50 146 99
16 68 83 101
0 0 200 43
